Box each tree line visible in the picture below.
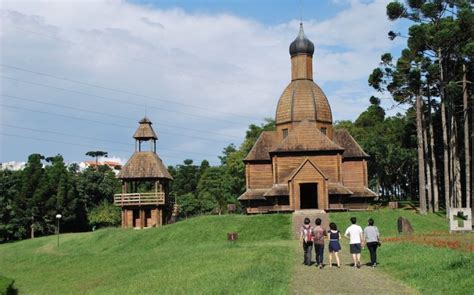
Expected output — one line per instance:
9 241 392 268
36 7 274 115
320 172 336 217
0 154 121 242
1 0 471 241
369 0 473 214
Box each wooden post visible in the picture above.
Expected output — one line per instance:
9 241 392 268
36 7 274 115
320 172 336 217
159 208 163 226
140 208 144 229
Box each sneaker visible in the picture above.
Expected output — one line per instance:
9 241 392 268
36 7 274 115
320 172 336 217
356 262 361 268
372 263 377 268
319 264 323 269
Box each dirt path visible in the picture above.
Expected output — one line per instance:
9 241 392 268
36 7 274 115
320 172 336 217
290 239 416 294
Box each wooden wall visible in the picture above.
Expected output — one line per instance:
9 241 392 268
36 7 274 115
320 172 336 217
288 160 328 210
121 207 163 228
291 55 313 80
342 159 367 188
276 154 340 183
248 163 273 188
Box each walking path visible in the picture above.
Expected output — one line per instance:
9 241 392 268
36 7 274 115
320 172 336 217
290 234 416 294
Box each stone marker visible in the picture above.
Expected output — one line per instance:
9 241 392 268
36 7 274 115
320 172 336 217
449 208 472 233
397 217 413 234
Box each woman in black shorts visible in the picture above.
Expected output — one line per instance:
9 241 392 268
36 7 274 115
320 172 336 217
327 222 341 268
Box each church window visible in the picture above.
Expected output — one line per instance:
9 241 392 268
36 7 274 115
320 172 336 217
320 127 327 135
283 128 288 138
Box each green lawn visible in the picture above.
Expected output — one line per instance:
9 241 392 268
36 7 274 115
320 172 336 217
378 242 473 294
330 210 474 294
329 209 448 236
0 214 293 294
1 210 472 294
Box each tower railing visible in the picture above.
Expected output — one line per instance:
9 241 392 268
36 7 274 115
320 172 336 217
114 192 165 206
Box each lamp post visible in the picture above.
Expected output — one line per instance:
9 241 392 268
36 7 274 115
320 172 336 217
56 214 62 247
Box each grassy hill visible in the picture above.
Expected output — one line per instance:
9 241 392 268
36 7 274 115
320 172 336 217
0 214 293 294
1 210 472 294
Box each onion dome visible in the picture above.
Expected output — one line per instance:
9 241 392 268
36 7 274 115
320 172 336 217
289 23 314 57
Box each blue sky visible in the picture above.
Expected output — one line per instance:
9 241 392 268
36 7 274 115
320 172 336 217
0 0 408 167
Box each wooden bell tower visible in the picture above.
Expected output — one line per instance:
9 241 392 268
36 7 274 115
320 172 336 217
114 117 173 228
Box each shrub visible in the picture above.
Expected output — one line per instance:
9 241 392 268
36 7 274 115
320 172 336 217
0 275 15 295
88 200 121 228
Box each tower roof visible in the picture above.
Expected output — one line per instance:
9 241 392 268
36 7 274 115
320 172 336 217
275 79 332 125
289 23 314 57
118 151 172 180
133 117 158 140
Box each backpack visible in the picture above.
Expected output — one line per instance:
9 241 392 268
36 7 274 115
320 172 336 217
302 226 313 243
313 227 324 243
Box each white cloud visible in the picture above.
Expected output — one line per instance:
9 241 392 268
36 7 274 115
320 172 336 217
0 0 400 164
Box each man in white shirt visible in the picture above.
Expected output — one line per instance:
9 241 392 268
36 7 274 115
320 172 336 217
344 217 364 268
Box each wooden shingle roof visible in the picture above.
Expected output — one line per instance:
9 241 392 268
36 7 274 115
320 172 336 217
118 151 172 180
275 79 333 125
244 131 278 162
333 129 369 158
273 121 344 153
133 117 158 140
238 189 268 201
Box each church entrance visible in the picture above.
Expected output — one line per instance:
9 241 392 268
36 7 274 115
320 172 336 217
300 183 318 209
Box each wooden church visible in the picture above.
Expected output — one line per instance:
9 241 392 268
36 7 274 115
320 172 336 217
238 24 376 213
114 117 173 228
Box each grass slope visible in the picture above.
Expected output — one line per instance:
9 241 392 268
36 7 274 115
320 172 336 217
0 214 293 294
329 209 448 236
330 210 473 294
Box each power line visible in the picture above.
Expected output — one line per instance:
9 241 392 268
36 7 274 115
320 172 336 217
0 132 195 161
8 24 235 91
1 104 234 144
1 75 246 126
0 63 262 121
1 93 242 140
0 124 220 158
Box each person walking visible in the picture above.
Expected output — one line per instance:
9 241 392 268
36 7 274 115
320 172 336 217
344 217 364 268
312 218 326 269
364 218 380 267
300 217 313 266
327 222 341 268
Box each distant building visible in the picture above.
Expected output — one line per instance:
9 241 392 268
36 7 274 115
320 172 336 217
238 24 376 213
0 161 26 171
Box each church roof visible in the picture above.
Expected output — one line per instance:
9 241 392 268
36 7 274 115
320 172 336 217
349 187 377 198
273 121 343 153
133 117 158 140
264 184 289 197
118 151 172 180
289 23 314 57
328 182 353 195
238 189 268 201
244 131 278 162
333 129 369 158
275 79 332 125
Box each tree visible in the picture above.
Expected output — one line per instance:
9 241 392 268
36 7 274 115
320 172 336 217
369 51 429 213
197 166 229 214
385 0 473 212
0 170 20 242
88 200 121 228
77 165 120 211
14 154 46 239
85 151 108 165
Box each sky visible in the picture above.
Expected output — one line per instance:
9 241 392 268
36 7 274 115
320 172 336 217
0 0 408 167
